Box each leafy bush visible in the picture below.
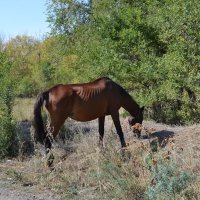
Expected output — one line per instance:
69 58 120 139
0 52 17 158
17 76 41 98
46 0 200 125
0 116 16 158
41 61 56 83
144 154 194 200
90 136 145 200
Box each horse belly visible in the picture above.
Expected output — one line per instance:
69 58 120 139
70 101 107 122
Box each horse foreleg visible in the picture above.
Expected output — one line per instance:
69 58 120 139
98 116 105 147
111 111 126 148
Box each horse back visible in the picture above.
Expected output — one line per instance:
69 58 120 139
46 77 124 121
70 77 111 101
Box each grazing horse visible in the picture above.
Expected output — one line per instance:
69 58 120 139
33 77 144 158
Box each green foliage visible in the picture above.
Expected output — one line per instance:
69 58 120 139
17 77 40 98
41 61 55 82
0 52 17 158
46 0 200 124
46 0 90 35
0 116 16 158
0 0 199 124
4 35 42 97
144 154 194 200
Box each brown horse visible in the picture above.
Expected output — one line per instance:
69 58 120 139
33 77 144 153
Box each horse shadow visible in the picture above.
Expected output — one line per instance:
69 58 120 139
141 130 175 148
59 121 96 142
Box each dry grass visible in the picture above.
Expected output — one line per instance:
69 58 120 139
1 98 199 199
0 131 148 199
1 120 200 199
12 98 35 121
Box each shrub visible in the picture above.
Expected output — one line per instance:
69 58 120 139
144 154 194 200
0 51 17 158
0 116 16 158
90 136 145 200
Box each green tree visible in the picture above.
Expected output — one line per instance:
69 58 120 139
5 35 42 96
46 0 200 124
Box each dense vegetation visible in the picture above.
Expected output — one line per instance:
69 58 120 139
0 51 17 157
0 0 199 156
45 0 200 124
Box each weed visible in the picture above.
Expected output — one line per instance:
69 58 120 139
145 155 194 200
6 169 24 183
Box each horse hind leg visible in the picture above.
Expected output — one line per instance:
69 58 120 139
48 113 67 139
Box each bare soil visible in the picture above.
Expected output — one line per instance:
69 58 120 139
0 181 59 200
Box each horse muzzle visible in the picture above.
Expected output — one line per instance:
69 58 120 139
131 123 142 138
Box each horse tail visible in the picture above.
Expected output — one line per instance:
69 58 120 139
33 91 49 144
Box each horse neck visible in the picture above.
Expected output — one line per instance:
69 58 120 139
121 91 140 117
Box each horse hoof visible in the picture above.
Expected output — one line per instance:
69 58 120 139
120 149 131 162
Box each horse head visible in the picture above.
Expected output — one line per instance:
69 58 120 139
128 106 144 138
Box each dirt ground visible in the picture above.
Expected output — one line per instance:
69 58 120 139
0 181 59 200
0 118 200 200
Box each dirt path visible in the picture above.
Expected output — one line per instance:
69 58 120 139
0 181 60 200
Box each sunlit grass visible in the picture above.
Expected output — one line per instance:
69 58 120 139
12 98 35 121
